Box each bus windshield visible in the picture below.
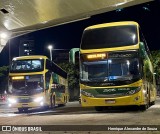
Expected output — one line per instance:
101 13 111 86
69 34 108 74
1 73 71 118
81 25 138 49
9 75 44 95
10 59 44 72
80 58 140 82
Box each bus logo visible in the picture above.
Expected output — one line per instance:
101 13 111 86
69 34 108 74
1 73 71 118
103 89 116 92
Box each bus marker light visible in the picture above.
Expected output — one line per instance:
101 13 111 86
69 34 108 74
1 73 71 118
87 53 106 59
12 76 24 80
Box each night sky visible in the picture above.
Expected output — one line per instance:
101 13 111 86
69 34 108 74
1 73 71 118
0 0 160 66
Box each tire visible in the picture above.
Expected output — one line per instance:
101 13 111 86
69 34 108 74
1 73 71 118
140 91 150 111
150 101 155 106
58 104 65 107
50 95 56 109
58 96 66 107
95 106 104 111
53 95 56 107
139 104 149 111
50 95 53 109
140 99 150 111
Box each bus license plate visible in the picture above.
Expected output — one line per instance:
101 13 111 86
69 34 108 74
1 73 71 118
105 100 115 104
22 104 28 107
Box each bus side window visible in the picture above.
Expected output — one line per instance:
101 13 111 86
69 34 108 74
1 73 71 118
45 72 51 90
51 84 65 93
129 60 139 75
46 59 52 71
59 85 65 93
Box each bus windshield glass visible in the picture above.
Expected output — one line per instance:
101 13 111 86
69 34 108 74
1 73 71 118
80 58 140 82
10 59 44 72
81 25 138 49
9 75 44 95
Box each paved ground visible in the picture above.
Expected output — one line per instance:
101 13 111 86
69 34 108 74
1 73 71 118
0 97 160 134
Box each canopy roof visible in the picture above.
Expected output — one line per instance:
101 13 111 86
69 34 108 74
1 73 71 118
0 0 152 52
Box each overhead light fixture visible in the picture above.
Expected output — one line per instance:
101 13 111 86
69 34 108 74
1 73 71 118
0 8 9 14
48 45 53 50
0 33 8 39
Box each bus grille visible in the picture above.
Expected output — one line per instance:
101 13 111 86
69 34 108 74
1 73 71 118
95 94 125 98
18 97 33 103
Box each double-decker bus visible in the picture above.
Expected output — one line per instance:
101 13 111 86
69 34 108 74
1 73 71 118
79 21 156 111
8 55 68 112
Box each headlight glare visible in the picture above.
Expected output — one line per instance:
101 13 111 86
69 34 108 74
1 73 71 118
8 98 17 103
34 96 43 102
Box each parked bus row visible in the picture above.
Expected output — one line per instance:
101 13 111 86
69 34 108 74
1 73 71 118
7 21 156 112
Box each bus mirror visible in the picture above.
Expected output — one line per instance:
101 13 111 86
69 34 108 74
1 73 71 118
139 42 145 58
129 60 139 75
140 42 144 46
69 48 80 64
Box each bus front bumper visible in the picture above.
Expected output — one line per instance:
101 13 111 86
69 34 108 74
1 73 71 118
7 96 47 108
80 93 145 107
8 102 46 108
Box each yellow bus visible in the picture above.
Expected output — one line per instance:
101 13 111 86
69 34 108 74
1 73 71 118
8 55 68 112
79 21 156 111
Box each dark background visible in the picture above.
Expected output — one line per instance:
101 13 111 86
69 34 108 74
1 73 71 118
0 0 160 66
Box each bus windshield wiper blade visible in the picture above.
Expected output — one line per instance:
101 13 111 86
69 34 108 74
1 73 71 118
111 76 132 81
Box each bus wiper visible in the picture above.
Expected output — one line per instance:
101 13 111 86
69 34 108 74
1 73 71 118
19 87 26 90
87 78 100 82
115 76 132 81
103 77 108 82
89 77 108 82
81 79 91 82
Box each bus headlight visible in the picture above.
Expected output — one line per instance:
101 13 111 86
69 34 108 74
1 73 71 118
127 90 136 95
126 87 141 95
34 96 44 102
8 98 17 104
143 90 146 94
81 90 94 97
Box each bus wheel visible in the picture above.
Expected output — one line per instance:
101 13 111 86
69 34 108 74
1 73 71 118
139 104 148 111
79 97 81 104
150 101 155 106
58 96 65 107
95 106 104 111
50 95 53 109
58 104 65 107
53 95 56 107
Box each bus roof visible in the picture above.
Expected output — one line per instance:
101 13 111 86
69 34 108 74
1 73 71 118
85 21 139 30
12 55 48 60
